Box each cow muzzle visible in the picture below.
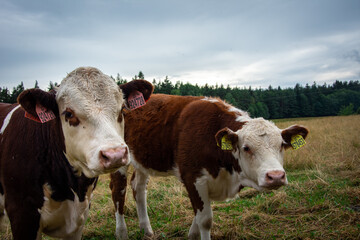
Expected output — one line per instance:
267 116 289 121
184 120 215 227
263 170 287 189
99 146 129 171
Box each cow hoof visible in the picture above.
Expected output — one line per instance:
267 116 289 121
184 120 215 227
139 224 153 238
143 232 154 240
116 229 128 240
188 232 200 240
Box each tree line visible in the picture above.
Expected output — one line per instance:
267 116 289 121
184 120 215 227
1 72 360 119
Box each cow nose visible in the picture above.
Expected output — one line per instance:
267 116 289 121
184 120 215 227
100 147 129 169
265 170 286 187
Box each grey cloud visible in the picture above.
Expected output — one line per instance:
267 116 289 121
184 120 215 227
344 50 360 63
0 0 359 90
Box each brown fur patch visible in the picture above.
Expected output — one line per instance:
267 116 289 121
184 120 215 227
110 171 128 214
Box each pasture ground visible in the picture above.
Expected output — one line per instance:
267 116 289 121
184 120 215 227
1 115 359 239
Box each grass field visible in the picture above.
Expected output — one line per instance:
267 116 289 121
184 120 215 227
1 115 360 239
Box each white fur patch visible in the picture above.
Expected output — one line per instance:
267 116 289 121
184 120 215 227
197 168 242 201
54 67 128 178
117 165 128 176
235 115 251 122
193 173 213 240
131 170 154 237
201 96 251 123
0 105 20 134
120 188 126 195
228 106 249 116
201 97 219 103
188 217 200 239
233 118 287 190
226 105 251 122
38 183 93 238
115 202 128 240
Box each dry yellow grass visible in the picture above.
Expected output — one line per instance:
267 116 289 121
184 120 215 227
1 115 360 239
277 115 360 175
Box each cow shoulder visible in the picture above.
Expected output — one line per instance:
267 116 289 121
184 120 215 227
177 98 244 179
124 94 200 173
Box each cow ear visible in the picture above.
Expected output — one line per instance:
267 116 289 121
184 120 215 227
215 127 238 151
281 125 309 149
17 88 59 119
119 79 153 102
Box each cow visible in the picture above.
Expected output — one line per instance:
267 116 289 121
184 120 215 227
109 94 308 240
0 67 153 240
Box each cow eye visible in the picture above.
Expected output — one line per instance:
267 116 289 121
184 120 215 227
64 111 73 119
62 108 80 127
243 146 251 152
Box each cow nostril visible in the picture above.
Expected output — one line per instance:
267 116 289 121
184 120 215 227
100 150 110 162
266 173 274 182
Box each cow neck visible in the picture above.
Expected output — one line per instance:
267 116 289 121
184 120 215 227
45 116 97 202
205 101 245 178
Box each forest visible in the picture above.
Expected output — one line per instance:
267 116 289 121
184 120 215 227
1 72 360 119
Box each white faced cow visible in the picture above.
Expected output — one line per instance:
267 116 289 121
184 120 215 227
0 67 153 240
110 94 308 240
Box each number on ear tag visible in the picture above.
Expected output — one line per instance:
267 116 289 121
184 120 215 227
291 135 306 150
35 104 56 123
221 135 233 150
128 91 146 110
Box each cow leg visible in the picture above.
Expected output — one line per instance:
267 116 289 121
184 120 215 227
0 192 4 230
110 166 129 240
185 180 212 240
62 229 83 240
3 182 44 240
188 217 200 239
6 202 42 240
0 212 4 231
131 170 153 238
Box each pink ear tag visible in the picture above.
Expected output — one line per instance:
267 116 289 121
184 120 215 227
127 91 146 110
35 104 56 123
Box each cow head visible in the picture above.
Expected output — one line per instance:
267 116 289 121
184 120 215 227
216 118 308 191
18 67 153 178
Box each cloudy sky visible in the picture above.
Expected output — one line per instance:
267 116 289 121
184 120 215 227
1 0 359 90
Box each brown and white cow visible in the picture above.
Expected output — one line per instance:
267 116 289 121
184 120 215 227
110 94 308 240
0 67 153 240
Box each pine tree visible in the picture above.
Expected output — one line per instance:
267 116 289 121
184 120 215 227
10 82 24 103
138 71 144 80
0 87 10 103
34 80 39 89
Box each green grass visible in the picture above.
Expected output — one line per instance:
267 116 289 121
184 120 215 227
1 115 360 239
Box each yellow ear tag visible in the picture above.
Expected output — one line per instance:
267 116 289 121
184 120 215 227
220 135 233 150
291 135 306 150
